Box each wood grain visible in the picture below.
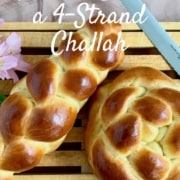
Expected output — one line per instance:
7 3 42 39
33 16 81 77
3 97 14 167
0 22 179 179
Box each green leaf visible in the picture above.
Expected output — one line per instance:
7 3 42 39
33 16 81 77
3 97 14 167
0 94 6 104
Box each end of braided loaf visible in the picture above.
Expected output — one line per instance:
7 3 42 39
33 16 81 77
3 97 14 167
0 17 124 178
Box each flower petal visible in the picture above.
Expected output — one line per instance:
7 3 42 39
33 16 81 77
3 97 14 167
14 54 31 72
0 70 10 80
0 56 18 70
6 32 21 54
7 69 19 83
0 42 8 56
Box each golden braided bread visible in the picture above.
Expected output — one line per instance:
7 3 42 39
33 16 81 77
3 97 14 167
85 66 180 180
0 19 124 179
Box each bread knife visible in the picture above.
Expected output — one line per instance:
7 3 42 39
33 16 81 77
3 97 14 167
119 0 180 75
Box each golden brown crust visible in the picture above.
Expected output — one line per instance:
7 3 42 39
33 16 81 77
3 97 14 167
92 139 135 180
92 33 122 69
59 32 86 64
106 114 141 153
130 148 169 180
85 66 180 180
26 60 59 103
0 17 124 179
1 141 43 172
26 100 77 141
151 88 180 116
133 96 171 126
62 69 97 100
0 93 32 143
102 87 140 122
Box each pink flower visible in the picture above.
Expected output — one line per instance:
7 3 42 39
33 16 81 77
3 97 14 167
0 42 8 56
0 32 31 82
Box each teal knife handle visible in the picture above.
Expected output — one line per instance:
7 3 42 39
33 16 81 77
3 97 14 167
120 0 175 45
120 0 180 75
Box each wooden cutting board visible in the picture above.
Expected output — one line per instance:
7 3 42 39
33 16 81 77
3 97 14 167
0 22 179 180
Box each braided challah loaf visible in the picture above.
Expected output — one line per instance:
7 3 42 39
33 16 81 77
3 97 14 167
85 66 180 180
0 19 124 179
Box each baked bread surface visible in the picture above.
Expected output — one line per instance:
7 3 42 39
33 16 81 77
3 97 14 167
0 19 124 179
85 66 180 180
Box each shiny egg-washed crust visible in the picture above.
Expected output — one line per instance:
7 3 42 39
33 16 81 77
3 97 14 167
85 66 180 180
0 19 124 179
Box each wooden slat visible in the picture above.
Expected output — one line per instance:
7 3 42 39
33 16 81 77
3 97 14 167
122 22 180 30
23 55 171 69
0 80 14 95
14 174 98 180
0 22 77 31
24 55 50 65
122 55 171 70
0 55 172 95
1 22 180 31
1 31 180 48
65 127 84 142
39 151 87 167
123 31 180 47
0 22 179 180
0 32 59 47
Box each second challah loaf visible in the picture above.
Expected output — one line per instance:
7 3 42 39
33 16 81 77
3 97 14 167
0 18 124 179
85 66 180 180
